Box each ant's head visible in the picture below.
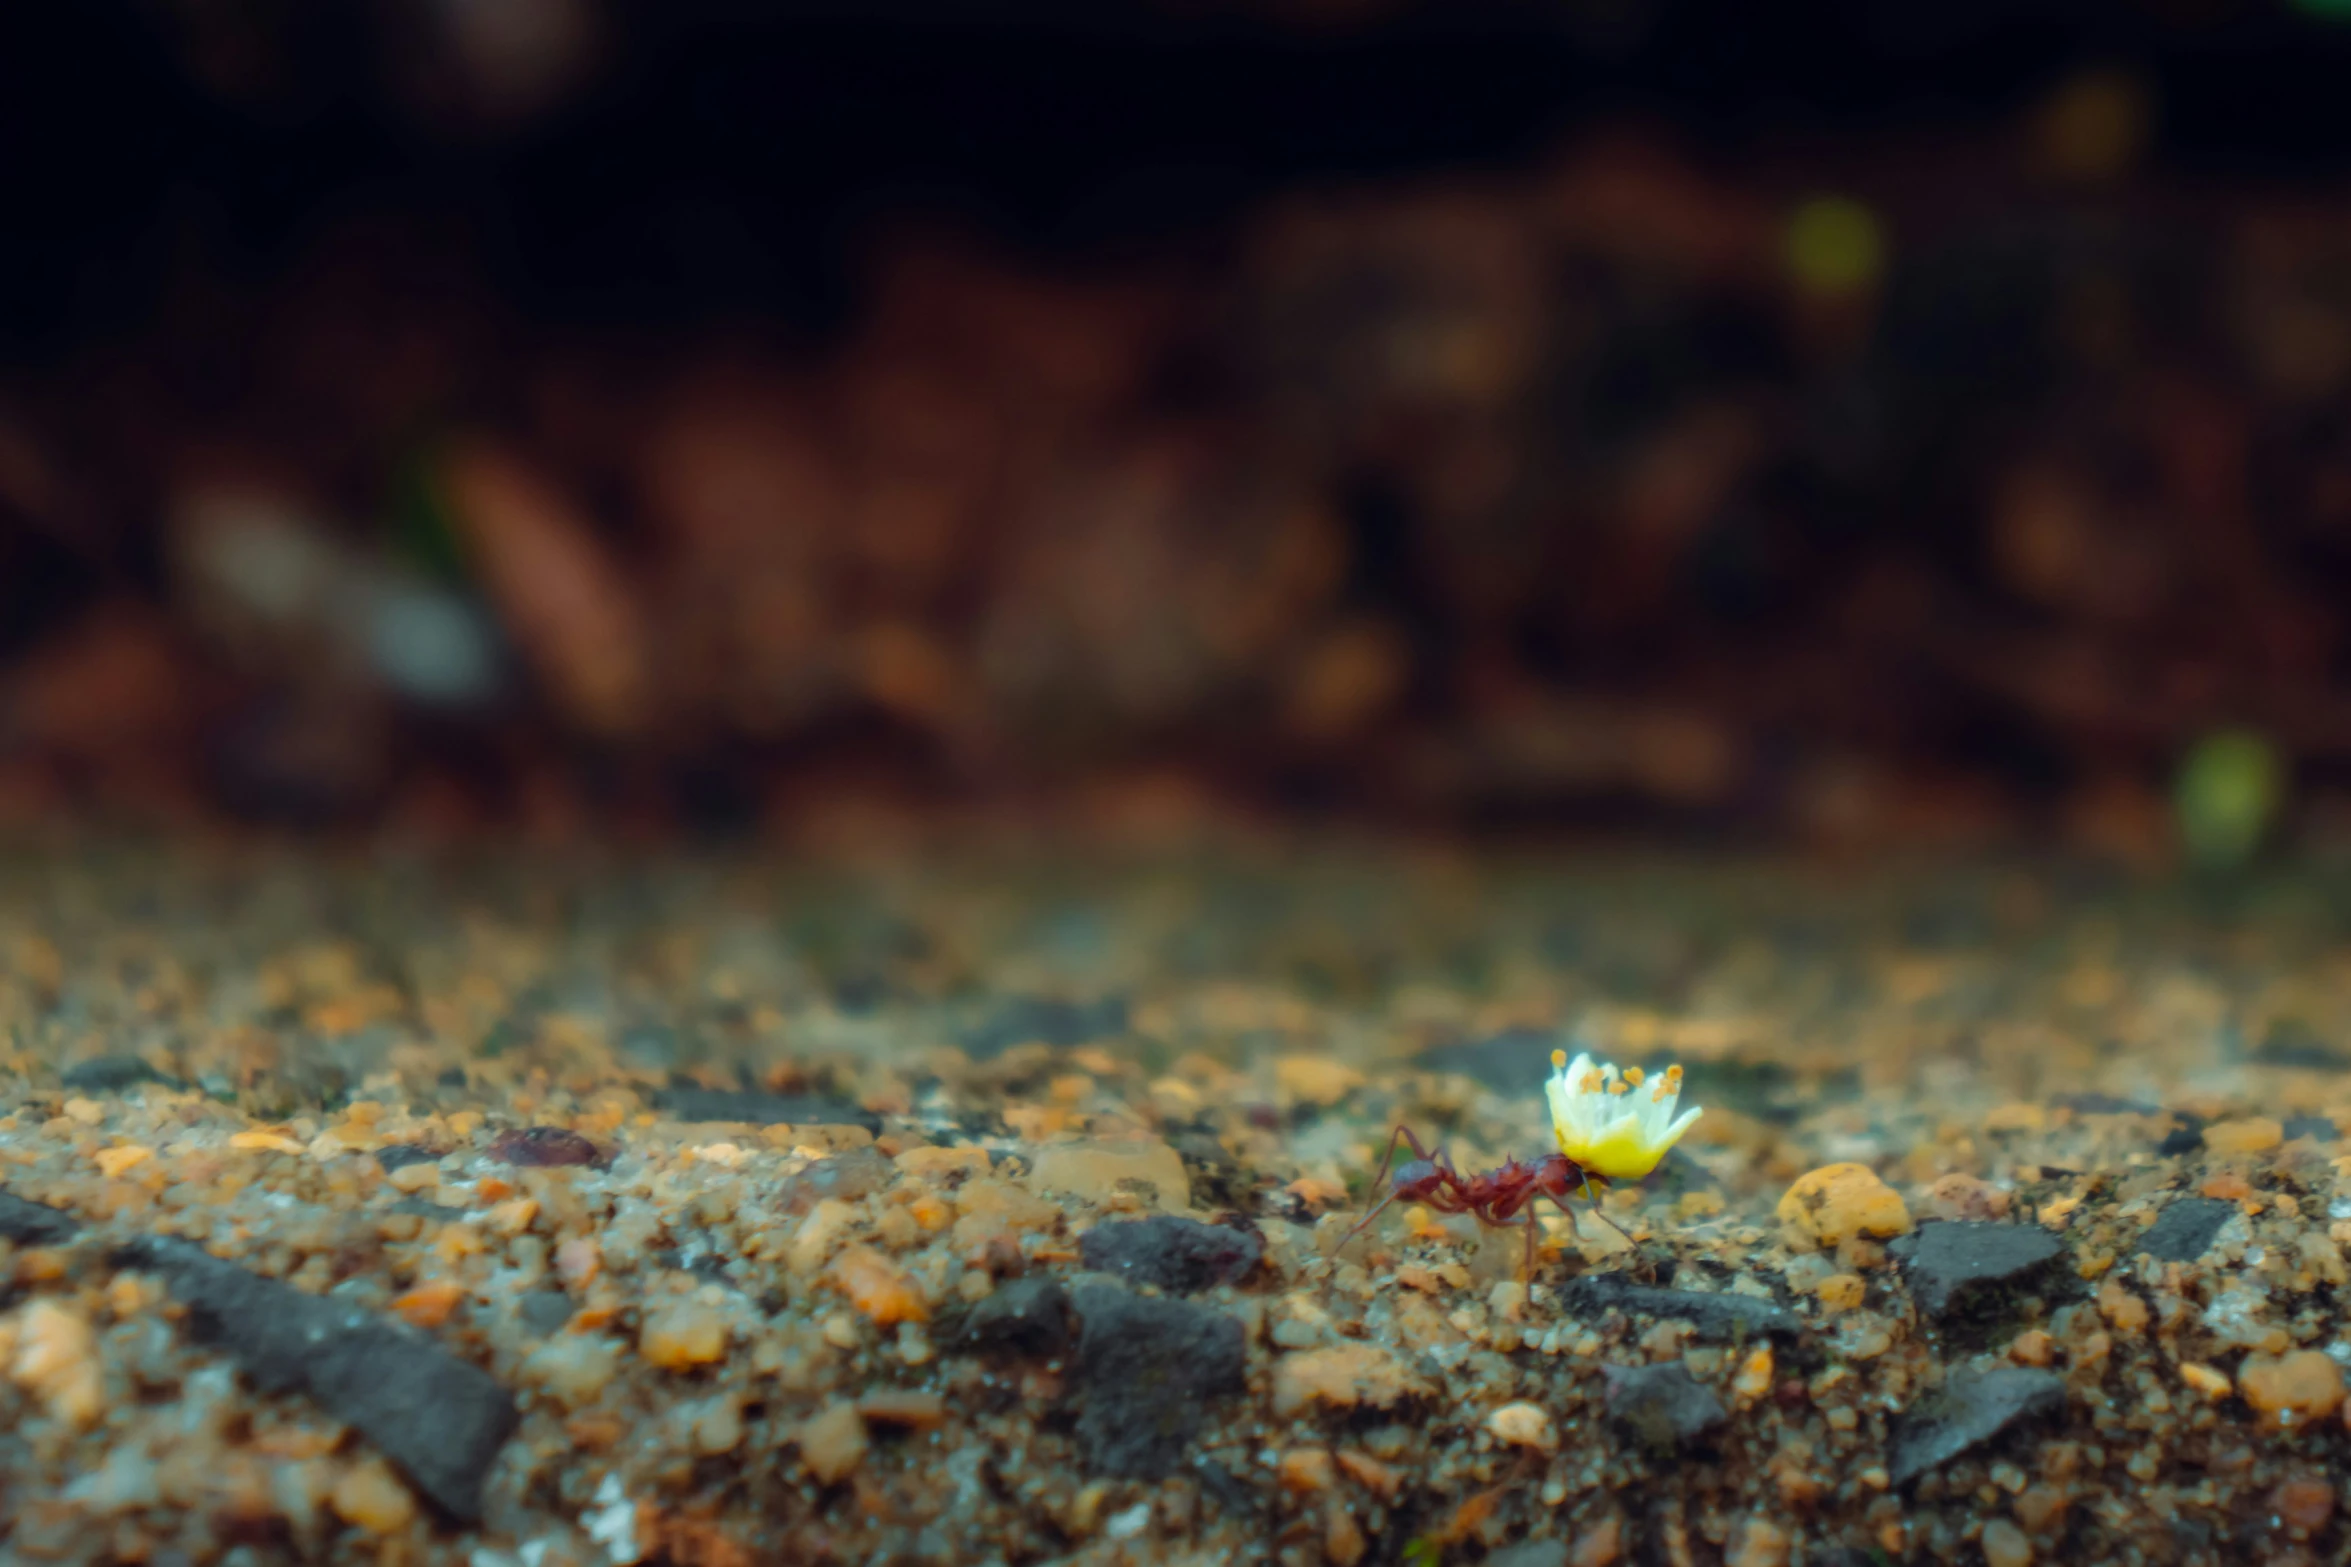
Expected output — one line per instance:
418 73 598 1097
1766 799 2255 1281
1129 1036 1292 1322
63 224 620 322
1532 1155 1584 1198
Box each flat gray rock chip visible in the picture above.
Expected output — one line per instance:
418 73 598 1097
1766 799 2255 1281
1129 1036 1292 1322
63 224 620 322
651 1088 880 1131
0 1189 81 1245
116 1236 518 1523
1894 1221 2067 1318
1888 1366 2065 1485
1561 1276 1805 1341
2137 1198 2236 1263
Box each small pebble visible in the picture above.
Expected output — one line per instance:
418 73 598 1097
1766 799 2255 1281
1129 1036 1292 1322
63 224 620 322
2271 1475 2335 1533
798 1400 869 1485
2203 1117 2284 1155
2178 1361 2230 1399
1979 1517 2032 1567
1486 1401 1558 1451
10 1300 103 1426
331 1458 418 1534
1279 1448 1336 1492
490 1126 603 1168
640 1302 729 1370
1777 1164 1912 1248
1725 1516 1788 1567
93 1145 151 1178
2237 1349 2344 1427
829 1245 930 1325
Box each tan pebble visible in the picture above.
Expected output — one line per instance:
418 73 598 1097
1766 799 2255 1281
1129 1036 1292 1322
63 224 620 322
873 1205 921 1250
2178 1361 2231 1399
906 1193 952 1233
2271 1475 2335 1533
1725 1515 1788 1567
789 1198 859 1276
1815 1274 1866 1312
828 1245 930 1325
1776 1164 1911 1248
1334 1449 1400 1498
388 1162 441 1194
1570 1512 1625 1567
2010 1330 2055 1367
896 1322 934 1366
690 1393 745 1455
519 1336 620 1407
1732 1344 1774 1404
797 1400 868 1485
555 1236 601 1286
1979 1517 2031 1567
93 1145 151 1179
391 1280 467 1329
2204 1117 2284 1155
821 1311 860 1350
2096 1276 2149 1334
1676 1190 1725 1220
488 1197 539 1236
330 1458 416 1534
1925 1172 2008 1221
1486 1401 1557 1451
10 1300 102 1426
1271 1343 1433 1419
229 1130 305 1154
640 1302 729 1370
1025 1139 1190 1210
63 1098 104 1127
1273 1056 1364 1107
1323 1500 1367 1567
894 1145 991 1180
1981 1103 2046 1135
2239 1350 2345 1427
1278 1448 1336 1492
2014 1484 2068 1532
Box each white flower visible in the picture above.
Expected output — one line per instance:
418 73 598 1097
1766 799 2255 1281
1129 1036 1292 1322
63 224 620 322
1544 1048 1701 1181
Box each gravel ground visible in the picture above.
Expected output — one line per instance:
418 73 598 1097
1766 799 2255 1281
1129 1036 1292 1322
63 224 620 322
2 842 2350 1566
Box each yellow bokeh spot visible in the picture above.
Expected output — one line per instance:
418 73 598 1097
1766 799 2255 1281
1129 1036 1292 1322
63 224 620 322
1784 195 1885 297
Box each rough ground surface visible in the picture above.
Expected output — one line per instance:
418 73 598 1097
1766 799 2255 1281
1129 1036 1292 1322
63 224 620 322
2 843 2350 1566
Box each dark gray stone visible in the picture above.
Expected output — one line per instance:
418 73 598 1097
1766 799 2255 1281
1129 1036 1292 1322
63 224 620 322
2138 1198 2235 1263
2283 1115 2340 1143
1601 1362 1728 1456
1070 1284 1245 1479
652 1088 880 1132
1888 1366 2065 1484
1078 1216 1265 1294
1892 1222 2067 1318
517 1289 575 1338
1561 1276 1804 1342
2253 1018 2351 1070
372 1143 441 1173
1486 1542 1569 1567
960 1277 1074 1359
60 1055 175 1092
0 1189 80 1245
116 1236 517 1523
960 996 1129 1061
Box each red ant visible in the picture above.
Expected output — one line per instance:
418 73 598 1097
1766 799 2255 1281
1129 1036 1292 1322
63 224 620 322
1338 1125 1632 1280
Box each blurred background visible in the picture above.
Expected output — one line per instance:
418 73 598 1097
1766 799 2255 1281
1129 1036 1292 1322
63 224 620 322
7 0 2351 859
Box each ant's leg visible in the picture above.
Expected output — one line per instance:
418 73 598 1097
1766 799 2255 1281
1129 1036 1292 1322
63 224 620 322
1577 1172 1636 1246
1339 1125 1440 1254
1336 1186 1405 1255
